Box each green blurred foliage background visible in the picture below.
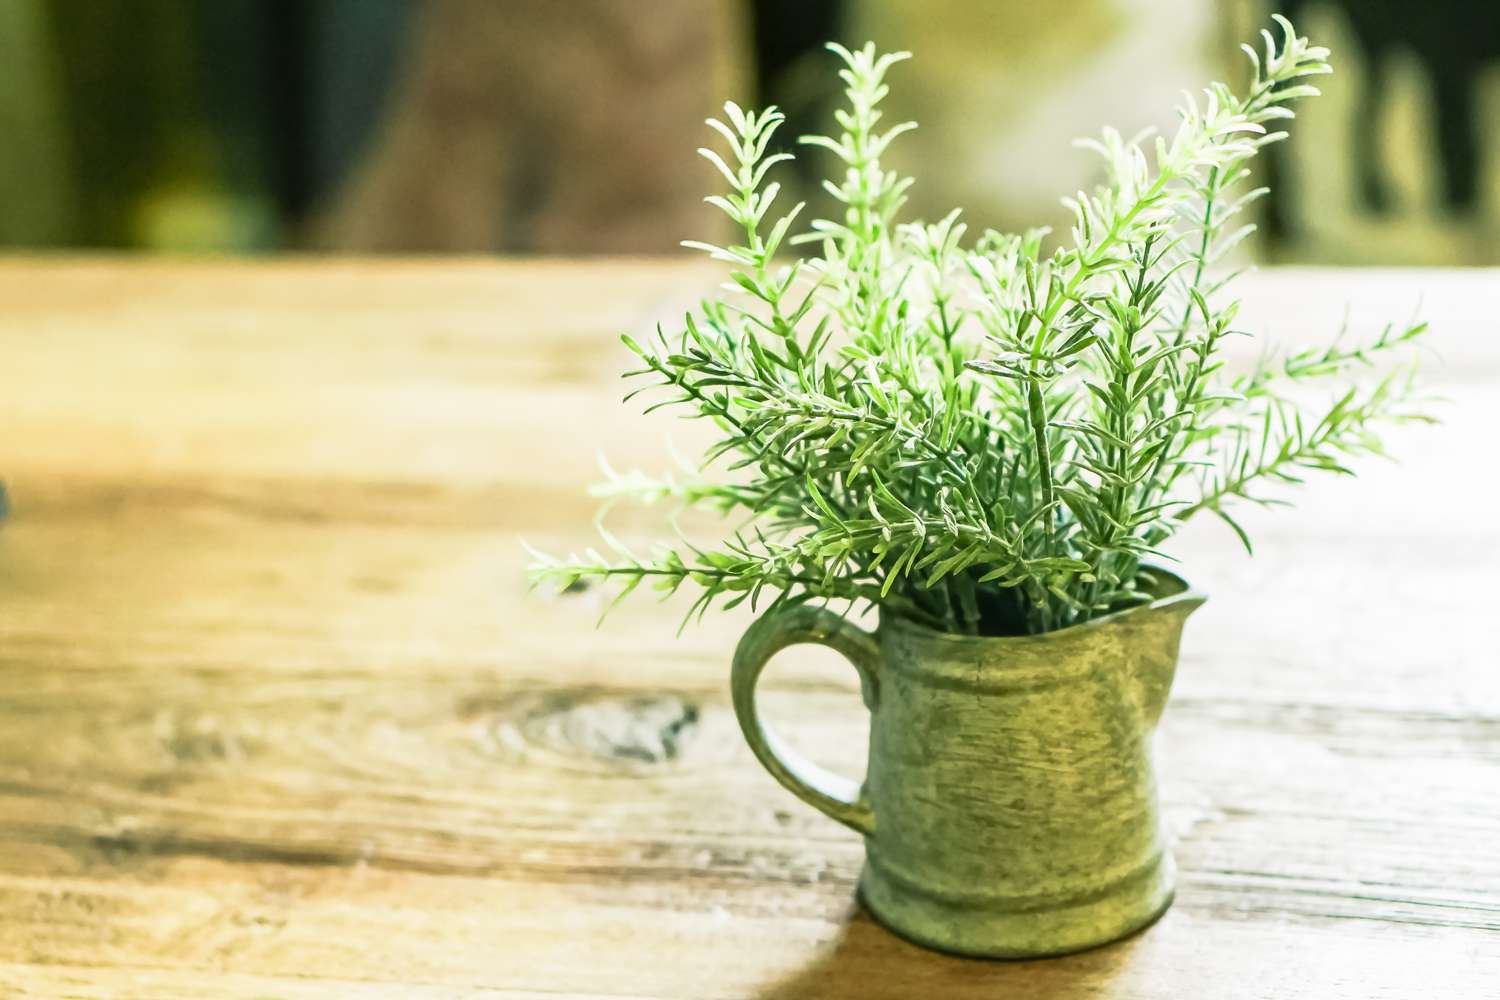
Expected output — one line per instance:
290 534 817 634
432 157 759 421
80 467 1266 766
2 0 1496 262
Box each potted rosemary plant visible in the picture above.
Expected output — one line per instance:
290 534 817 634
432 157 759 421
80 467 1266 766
531 17 1430 957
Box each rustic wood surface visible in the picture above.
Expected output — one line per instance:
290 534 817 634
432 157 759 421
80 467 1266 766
0 259 1495 999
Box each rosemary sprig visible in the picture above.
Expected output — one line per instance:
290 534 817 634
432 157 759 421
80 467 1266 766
531 19 1432 636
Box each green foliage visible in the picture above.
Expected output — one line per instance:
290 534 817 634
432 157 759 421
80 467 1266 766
530 17 1432 636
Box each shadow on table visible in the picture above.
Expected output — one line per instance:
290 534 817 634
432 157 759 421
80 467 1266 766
756 905 1144 1000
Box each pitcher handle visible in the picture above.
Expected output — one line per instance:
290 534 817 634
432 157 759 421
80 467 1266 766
730 605 879 835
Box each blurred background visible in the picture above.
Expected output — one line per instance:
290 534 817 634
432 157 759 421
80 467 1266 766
2 0 1497 263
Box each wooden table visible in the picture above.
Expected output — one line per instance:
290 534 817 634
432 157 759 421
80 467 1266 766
0 259 1496 998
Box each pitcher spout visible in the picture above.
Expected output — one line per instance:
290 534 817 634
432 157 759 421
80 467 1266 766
1123 572 1206 725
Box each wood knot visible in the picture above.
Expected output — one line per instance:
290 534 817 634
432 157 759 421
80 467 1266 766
153 710 256 764
477 688 702 773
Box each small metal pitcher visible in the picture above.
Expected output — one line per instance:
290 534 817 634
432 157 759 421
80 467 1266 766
730 569 1205 958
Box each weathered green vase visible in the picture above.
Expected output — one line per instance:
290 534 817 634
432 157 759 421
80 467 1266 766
730 569 1204 958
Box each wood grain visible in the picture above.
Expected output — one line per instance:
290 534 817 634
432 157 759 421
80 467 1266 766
0 259 1496 998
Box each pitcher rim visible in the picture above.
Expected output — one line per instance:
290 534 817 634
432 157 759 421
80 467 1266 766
879 566 1206 647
